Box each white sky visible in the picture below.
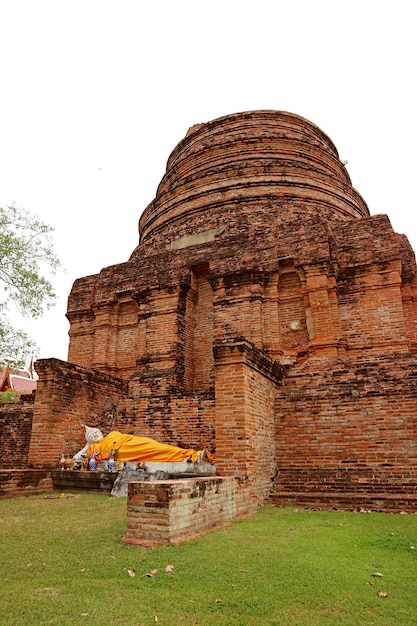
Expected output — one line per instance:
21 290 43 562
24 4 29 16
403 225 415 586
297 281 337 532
0 0 416 363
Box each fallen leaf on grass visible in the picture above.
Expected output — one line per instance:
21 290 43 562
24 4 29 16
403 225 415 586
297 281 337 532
164 564 174 573
127 569 136 577
240 569 248 573
81 612 89 616
378 591 388 598
34 587 62 598
371 572 384 577
43 493 78 499
215 598 223 603
79 568 86 573
144 569 158 577
155 615 158 622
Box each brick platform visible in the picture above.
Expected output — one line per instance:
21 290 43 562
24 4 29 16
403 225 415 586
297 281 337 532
0 469 52 498
51 470 118 493
123 476 255 547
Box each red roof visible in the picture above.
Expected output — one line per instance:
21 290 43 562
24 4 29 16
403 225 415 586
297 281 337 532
9 374 37 393
0 366 37 393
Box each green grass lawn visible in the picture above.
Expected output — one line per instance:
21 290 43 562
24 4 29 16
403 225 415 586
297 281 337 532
1 493 416 625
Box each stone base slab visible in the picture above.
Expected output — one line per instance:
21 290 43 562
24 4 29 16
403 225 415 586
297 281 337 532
52 470 118 492
142 461 216 477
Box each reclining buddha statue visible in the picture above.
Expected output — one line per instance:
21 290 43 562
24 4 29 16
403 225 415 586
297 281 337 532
73 426 214 464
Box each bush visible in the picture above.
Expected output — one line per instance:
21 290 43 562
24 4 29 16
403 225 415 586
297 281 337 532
0 389 20 403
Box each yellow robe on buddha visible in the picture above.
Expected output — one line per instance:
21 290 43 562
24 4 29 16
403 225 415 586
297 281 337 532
87 431 214 464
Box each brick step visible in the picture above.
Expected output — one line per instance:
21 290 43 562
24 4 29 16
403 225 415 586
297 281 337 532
276 483 417 493
269 490 417 513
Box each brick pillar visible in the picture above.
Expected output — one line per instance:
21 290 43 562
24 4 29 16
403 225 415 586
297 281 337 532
91 304 113 371
402 282 417 354
213 339 284 504
137 287 181 372
263 272 283 361
67 308 94 367
359 263 409 353
304 266 339 357
249 279 265 347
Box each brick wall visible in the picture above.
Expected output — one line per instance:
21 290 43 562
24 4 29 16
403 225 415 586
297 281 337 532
0 469 52 498
0 395 34 467
122 373 216 451
272 354 417 511
28 358 129 468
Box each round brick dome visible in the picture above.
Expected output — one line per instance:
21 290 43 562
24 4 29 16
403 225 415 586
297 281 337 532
139 110 369 244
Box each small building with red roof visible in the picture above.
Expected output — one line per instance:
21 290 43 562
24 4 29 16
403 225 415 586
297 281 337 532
0 366 37 394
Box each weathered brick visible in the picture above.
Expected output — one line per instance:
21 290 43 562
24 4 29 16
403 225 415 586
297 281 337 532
3 110 417 513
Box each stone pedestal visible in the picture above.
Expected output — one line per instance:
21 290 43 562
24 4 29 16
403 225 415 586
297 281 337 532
51 470 118 493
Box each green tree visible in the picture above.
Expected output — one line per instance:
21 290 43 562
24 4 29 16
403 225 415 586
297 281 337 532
0 203 62 368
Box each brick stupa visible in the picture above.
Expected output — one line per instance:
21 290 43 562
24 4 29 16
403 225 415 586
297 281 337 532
29 111 417 510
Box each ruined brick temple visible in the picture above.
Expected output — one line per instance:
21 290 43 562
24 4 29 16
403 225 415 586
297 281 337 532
3 111 417 524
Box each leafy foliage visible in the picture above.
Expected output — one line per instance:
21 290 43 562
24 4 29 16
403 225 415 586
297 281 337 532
0 203 62 367
0 389 20 403
0 315 38 369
